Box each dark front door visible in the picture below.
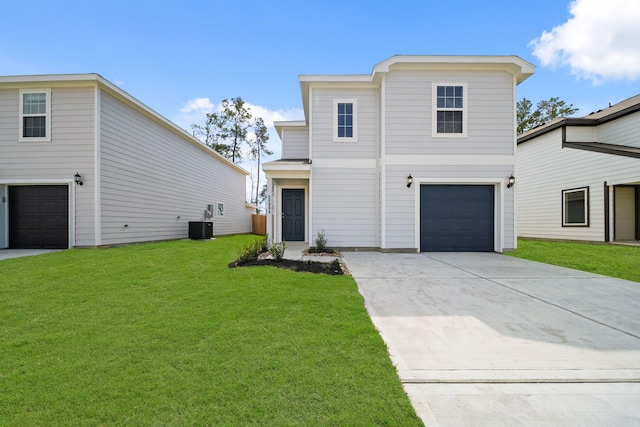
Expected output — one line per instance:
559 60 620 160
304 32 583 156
9 185 69 249
282 189 304 241
420 184 494 252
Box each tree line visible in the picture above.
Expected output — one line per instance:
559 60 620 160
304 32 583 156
191 97 271 206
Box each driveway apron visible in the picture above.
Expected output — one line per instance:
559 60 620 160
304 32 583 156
342 252 640 426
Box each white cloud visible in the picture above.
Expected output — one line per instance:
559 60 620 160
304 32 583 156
180 97 215 115
529 0 640 83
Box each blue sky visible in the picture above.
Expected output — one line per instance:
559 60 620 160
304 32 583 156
2 0 639 196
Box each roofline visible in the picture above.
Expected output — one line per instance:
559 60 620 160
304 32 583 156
0 74 249 176
298 55 535 123
273 120 307 139
518 100 640 144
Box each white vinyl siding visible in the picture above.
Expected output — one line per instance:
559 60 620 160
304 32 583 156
517 127 639 241
281 127 309 159
597 114 640 148
384 164 514 250
565 126 594 142
0 86 97 246
99 90 250 245
385 70 515 155
311 167 378 248
311 88 378 158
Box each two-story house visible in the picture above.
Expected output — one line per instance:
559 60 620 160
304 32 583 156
0 74 252 249
263 55 535 252
517 94 640 243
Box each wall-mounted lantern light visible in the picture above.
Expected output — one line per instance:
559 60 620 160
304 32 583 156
507 174 515 188
74 172 83 186
407 174 413 188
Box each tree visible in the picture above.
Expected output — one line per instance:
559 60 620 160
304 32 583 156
191 97 252 163
247 117 272 204
517 97 578 134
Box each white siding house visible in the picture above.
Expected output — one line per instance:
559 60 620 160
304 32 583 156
517 94 640 243
0 74 251 249
263 56 535 252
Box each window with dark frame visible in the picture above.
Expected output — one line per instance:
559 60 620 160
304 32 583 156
436 85 464 134
336 102 353 138
562 187 589 226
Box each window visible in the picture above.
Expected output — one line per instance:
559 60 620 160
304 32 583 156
19 89 51 141
333 99 357 141
216 202 225 217
562 187 589 226
432 84 467 137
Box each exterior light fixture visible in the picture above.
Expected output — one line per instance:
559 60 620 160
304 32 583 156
74 172 83 186
507 174 515 188
407 174 413 188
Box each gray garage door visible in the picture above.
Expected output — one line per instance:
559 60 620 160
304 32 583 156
9 185 69 249
420 185 494 252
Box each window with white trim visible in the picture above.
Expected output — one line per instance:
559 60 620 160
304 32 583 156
19 89 51 141
562 187 589 226
333 99 357 141
432 84 467 137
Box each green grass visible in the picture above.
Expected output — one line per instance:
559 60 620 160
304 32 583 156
506 239 640 283
0 235 422 426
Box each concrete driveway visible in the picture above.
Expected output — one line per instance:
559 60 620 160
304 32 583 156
342 252 640 426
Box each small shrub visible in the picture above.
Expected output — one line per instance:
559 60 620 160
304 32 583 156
238 237 267 263
324 258 341 272
269 241 286 261
315 229 328 252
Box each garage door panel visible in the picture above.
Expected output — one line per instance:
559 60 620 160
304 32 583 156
9 185 69 249
420 185 494 252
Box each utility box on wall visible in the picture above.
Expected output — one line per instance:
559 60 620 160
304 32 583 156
188 221 213 239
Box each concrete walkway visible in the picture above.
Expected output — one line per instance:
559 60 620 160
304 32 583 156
342 251 640 426
0 249 61 261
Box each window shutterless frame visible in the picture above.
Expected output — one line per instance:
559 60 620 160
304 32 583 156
19 88 51 142
333 98 358 142
432 83 467 138
562 187 589 227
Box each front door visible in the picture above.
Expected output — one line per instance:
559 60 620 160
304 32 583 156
282 189 304 241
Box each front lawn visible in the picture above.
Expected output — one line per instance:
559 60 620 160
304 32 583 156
506 239 640 283
0 235 422 426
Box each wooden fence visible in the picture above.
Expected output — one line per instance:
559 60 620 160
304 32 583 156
252 214 267 235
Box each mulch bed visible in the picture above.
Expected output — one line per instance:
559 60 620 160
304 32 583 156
229 257 345 275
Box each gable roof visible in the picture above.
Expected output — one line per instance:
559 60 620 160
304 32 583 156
297 55 535 123
0 73 249 175
518 93 640 145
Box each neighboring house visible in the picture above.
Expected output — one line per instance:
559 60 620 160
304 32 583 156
263 55 535 252
0 74 252 249
517 95 640 243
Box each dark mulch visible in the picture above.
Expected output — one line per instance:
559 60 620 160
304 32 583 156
229 258 344 275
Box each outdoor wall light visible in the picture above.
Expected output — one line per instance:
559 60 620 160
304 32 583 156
407 174 413 188
507 174 515 188
74 172 83 186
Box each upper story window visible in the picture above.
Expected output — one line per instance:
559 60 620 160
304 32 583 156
432 84 467 137
19 89 51 142
333 99 357 142
562 187 589 227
